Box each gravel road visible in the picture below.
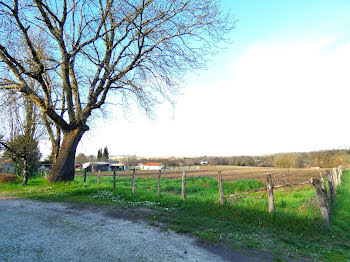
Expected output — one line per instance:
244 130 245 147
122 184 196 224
0 198 275 262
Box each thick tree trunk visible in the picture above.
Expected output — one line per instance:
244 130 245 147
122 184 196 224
48 126 87 182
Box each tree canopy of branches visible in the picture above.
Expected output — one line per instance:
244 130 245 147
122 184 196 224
75 152 88 165
0 0 234 182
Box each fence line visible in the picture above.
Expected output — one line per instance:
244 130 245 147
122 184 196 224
80 165 344 224
211 166 344 225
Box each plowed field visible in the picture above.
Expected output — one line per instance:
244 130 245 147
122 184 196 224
80 166 327 186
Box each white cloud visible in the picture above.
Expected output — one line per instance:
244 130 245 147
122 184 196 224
72 37 350 157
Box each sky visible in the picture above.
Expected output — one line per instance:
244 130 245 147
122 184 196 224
45 0 350 158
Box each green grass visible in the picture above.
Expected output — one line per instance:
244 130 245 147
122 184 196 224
1 171 350 261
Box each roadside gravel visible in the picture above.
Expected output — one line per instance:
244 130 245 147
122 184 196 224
0 198 274 262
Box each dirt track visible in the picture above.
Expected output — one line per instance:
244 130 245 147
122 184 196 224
0 198 277 262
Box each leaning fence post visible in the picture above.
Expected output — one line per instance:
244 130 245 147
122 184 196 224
326 170 336 206
312 178 330 225
41 169 44 179
217 170 224 204
182 171 186 201
44 169 48 180
266 174 275 214
84 168 87 183
113 169 116 190
97 170 100 185
157 169 161 198
132 169 136 195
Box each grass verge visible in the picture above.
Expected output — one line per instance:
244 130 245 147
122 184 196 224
1 171 349 261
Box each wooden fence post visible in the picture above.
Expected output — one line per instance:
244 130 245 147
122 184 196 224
84 168 87 183
41 169 43 179
97 170 100 185
44 169 48 180
312 178 329 225
217 170 224 204
266 174 275 214
132 169 136 195
332 168 338 189
157 169 161 198
320 172 327 193
113 169 116 190
320 172 329 208
182 171 186 201
337 166 342 186
326 170 336 206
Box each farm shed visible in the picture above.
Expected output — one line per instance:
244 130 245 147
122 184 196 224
109 161 127 171
82 162 109 172
40 160 52 172
140 163 164 171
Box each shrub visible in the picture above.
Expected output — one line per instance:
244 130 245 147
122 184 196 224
0 173 18 183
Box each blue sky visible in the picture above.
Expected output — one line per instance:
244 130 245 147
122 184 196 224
42 1 350 158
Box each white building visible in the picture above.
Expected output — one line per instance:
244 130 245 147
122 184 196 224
140 163 164 170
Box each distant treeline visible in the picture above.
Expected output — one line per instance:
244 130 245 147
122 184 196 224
137 149 350 168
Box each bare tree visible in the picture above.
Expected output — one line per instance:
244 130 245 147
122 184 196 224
123 155 139 167
0 0 234 182
75 152 88 165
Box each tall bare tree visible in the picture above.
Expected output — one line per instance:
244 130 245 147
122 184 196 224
0 0 234 182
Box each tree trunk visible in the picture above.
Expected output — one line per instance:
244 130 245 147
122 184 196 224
22 158 29 186
48 127 87 182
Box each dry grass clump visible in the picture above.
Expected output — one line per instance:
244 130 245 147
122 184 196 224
0 174 18 183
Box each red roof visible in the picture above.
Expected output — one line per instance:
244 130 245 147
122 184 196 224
143 163 163 166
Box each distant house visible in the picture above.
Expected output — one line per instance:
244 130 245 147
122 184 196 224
0 159 15 173
140 163 164 171
82 162 109 172
40 160 52 171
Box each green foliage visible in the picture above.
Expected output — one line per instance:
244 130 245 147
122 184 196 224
4 134 41 178
102 146 109 161
97 149 102 161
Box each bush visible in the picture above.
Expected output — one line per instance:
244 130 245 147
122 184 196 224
0 173 18 183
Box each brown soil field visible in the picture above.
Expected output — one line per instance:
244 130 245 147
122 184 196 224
79 166 327 186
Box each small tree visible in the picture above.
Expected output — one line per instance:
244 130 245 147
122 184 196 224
102 147 109 162
123 155 139 167
75 153 89 165
97 149 103 161
0 134 40 185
